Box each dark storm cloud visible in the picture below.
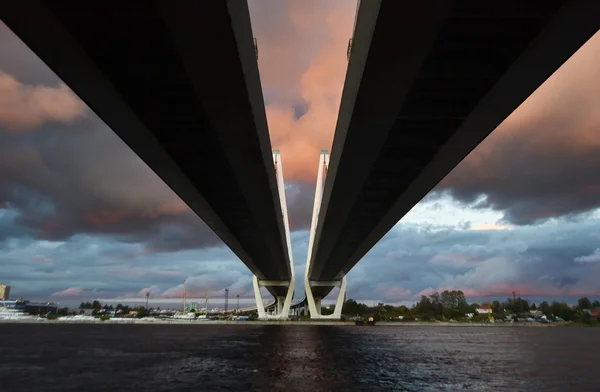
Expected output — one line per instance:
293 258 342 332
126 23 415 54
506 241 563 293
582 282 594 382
2 234 247 301
0 115 221 251
344 216 600 303
285 181 316 230
436 32 600 226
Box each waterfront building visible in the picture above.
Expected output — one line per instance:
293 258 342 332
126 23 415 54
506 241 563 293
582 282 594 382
0 299 57 315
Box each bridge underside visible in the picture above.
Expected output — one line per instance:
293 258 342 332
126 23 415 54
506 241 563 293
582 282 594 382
0 1 292 296
308 0 600 297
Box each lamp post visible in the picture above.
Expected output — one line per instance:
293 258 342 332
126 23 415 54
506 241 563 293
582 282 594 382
146 291 150 311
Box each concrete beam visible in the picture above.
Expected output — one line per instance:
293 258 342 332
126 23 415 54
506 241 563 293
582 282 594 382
308 0 600 287
0 1 293 293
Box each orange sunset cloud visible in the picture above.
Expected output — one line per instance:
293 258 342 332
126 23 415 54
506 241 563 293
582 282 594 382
249 0 356 182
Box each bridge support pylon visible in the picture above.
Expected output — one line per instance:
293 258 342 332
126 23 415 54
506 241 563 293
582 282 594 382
253 276 294 320
252 150 295 320
304 275 347 319
304 150 347 319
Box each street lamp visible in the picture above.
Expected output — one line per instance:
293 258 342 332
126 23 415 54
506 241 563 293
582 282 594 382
146 291 150 310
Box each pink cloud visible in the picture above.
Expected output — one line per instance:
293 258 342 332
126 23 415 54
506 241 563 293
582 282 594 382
51 287 83 297
249 0 356 182
0 71 86 131
137 286 161 297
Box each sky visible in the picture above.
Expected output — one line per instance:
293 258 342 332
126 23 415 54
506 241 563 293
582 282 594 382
1 1 600 308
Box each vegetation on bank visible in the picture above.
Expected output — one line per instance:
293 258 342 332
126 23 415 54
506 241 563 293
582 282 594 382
338 291 600 325
79 301 151 318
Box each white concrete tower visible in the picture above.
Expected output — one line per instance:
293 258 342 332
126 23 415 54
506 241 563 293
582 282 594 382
304 150 347 319
252 149 295 319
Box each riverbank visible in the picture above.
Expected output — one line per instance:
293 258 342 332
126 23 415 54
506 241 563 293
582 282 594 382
0 319 576 326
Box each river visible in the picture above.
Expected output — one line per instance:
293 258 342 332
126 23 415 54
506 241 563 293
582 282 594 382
0 324 597 391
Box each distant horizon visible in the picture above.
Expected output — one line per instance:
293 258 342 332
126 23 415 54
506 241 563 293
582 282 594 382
8 294 597 311
2 5 600 307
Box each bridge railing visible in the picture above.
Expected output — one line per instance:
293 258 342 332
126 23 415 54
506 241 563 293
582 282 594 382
347 0 361 61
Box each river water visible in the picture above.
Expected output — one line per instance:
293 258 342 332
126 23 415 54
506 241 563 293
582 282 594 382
0 324 597 391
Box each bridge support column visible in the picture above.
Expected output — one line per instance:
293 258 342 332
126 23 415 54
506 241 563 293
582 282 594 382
304 275 347 319
304 150 347 319
253 276 294 320
249 150 296 320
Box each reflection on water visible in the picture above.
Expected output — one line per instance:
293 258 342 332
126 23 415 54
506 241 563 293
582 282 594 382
0 324 598 391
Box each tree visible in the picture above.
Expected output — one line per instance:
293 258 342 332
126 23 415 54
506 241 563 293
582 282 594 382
342 299 368 316
539 301 551 316
491 301 503 317
439 290 468 318
592 300 600 308
505 297 530 315
530 303 537 311
578 297 592 310
136 306 150 318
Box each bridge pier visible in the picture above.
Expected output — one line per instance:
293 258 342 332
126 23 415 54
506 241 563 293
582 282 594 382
253 277 294 320
251 150 295 320
304 276 347 319
303 150 346 319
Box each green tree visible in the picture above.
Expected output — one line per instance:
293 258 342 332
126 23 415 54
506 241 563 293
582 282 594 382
439 290 468 318
578 297 592 310
136 306 150 318
342 299 368 316
592 300 600 308
491 301 504 317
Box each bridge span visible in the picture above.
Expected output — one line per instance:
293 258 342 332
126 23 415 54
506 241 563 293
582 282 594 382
304 0 600 318
0 1 295 318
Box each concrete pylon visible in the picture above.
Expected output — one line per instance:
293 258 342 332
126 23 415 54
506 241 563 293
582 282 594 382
304 150 347 319
253 150 295 320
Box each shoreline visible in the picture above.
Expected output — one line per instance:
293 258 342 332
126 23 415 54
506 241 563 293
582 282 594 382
0 319 572 327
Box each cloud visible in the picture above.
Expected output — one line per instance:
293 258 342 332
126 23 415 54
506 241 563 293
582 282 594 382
574 249 600 264
249 0 355 183
0 102 220 252
438 31 600 225
31 255 53 264
0 71 86 131
344 213 600 303
51 287 83 297
284 181 316 230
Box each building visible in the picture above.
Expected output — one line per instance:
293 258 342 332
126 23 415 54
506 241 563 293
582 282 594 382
476 305 492 315
0 283 10 300
0 300 25 309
